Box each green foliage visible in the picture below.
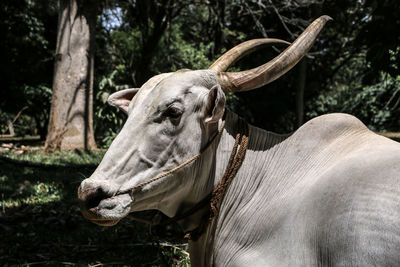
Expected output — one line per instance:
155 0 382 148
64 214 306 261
107 27 143 77
24 84 52 137
13 114 36 136
0 0 57 137
0 110 36 137
155 24 213 72
0 149 105 165
307 71 400 131
95 65 130 147
306 45 400 131
0 111 13 134
24 85 52 110
160 244 191 267
0 179 63 209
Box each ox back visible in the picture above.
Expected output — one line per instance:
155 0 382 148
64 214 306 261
189 111 400 266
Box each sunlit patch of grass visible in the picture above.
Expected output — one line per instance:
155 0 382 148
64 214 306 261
0 181 63 209
161 243 191 267
0 148 105 165
0 149 101 213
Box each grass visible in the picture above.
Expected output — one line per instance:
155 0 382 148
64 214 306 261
0 179 63 209
0 149 190 266
0 149 105 165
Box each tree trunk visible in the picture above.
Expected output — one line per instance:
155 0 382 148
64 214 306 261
7 120 15 136
296 59 307 128
45 0 98 150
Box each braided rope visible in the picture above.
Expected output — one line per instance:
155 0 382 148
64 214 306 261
185 118 249 240
126 153 202 194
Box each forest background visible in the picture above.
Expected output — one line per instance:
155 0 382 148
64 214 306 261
1 0 399 147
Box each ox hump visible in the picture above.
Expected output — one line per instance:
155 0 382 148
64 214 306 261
296 113 370 142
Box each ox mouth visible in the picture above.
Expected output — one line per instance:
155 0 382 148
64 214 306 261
79 193 132 226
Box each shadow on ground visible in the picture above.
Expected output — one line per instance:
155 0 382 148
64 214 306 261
0 161 187 266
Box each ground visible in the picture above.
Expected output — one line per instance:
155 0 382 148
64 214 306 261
0 145 190 266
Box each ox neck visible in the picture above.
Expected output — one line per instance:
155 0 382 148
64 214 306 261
181 110 289 265
174 111 245 231
176 111 287 230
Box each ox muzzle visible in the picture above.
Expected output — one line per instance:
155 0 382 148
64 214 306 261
78 180 131 226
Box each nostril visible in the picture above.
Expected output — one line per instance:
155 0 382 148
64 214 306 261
87 188 109 210
78 186 109 211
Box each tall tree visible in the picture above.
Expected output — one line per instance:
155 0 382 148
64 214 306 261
45 0 99 150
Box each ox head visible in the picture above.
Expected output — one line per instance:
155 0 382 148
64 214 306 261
78 16 331 226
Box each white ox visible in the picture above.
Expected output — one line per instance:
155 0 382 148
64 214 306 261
78 16 400 266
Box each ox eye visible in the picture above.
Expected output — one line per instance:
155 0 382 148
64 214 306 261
163 105 183 119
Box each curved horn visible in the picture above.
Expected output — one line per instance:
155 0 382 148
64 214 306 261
209 38 290 72
218 15 332 92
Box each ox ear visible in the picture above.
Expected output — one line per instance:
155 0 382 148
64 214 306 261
204 84 226 124
107 88 139 114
